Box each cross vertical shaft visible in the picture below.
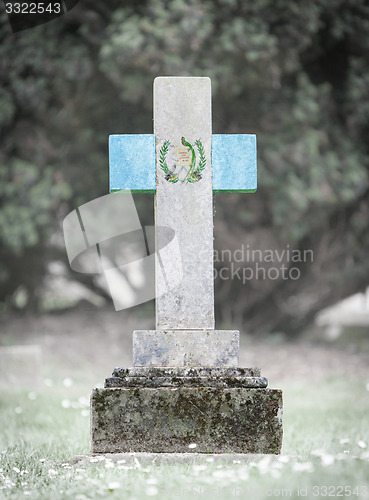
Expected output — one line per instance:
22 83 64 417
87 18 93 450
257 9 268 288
108 76 257 365
154 77 214 330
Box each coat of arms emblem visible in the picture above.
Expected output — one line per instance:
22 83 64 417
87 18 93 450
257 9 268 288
159 137 206 184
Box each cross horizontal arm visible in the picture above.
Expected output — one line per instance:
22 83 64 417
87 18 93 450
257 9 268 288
109 134 156 193
212 134 257 193
109 133 257 193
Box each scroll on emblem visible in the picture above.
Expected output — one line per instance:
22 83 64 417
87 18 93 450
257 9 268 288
159 137 206 184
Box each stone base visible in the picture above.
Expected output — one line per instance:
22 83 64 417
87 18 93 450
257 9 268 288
91 367 283 454
133 330 239 367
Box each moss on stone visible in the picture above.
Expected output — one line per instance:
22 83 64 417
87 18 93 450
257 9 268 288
91 387 283 454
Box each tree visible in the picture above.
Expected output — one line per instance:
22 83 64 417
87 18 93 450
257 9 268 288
0 0 368 334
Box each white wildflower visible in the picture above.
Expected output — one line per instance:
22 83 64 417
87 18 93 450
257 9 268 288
238 468 249 481
321 454 335 466
292 462 314 472
358 440 367 449
335 453 349 460
272 461 283 470
188 443 197 449
108 482 121 490
256 455 272 473
271 468 281 479
146 486 158 496
78 396 89 407
212 469 231 479
63 378 73 387
193 464 207 472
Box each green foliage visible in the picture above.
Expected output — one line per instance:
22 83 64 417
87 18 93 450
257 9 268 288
194 139 206 176
97 0 369 270
0 160 71 254
0 0 368 323
159 139 171 175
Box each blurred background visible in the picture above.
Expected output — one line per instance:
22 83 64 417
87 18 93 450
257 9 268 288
1 0 369 382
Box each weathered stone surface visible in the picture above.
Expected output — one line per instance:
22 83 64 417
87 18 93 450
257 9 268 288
133 329 239 367
105 375 268 388
91 387 283 454
154 77 214 330
89 77 282 456
113 367 261 378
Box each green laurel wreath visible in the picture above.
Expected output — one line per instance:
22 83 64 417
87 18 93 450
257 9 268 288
159 140 178 183
187 139 206 183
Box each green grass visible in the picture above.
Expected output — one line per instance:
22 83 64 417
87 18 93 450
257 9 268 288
0 378 369 499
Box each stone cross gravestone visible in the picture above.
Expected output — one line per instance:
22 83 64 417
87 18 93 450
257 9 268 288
91 77 283 454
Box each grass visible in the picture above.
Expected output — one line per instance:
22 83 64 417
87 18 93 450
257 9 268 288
0 377 369 499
